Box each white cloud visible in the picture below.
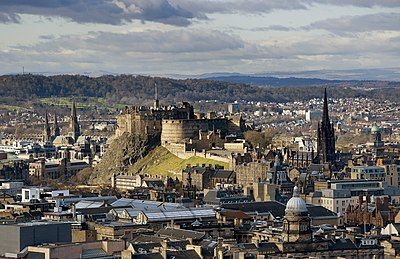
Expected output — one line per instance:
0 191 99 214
2 26 399 75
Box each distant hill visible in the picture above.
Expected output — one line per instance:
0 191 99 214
197 67 400 82
203 75 345 87
0 74 400 105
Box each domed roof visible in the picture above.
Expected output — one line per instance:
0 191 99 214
371 125 381 133
285 186 308 214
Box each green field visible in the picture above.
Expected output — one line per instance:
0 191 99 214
0 104 25 111
128 146 229 178
40 97 127 110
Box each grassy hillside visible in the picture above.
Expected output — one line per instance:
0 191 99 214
88 133 229 184
127 146 229 179
89 133 160 184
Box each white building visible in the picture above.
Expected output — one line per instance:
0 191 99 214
315 180 388 215
21 188 69 203
305 110 322 122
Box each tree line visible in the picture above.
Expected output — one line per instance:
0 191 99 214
0 74 399 105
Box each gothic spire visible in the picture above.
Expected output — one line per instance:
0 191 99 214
322 88 329 125
45 111 49 126
317 88 336 165
43 111 51 142
69 100 80 141
54 112 60 137
71 100 77 119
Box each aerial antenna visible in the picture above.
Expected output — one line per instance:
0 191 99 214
22 66 25 75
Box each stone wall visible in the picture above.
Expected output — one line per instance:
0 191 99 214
235 161 272 186
161 118 230 145
116 113 162 138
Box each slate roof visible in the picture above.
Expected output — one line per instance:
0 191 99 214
221 201 286 218
199 240 218 256
214 169 235 179
221 201 338 220
132 253 163 259
131 242 159 253
257 242 281 254
329 239 357 250
307 205 338 218
238 243 257 250
203 189 253 205
392 223 400 233
131 235 165 243
80 248 107 259
157 227 205 240
167 250 201 259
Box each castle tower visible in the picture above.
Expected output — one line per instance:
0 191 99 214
69 101 80 141
317 88 335 164
282 186 312 243
53 112 61 138
153 83 160 110
43 111 51 143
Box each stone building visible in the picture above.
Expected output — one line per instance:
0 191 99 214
182 165 234 191
346 196 398 228
28 158 89 179
227 186 384 258
282 186 312 242
235 161 273 187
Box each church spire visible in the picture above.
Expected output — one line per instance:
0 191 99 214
43 111 51 142
322 88 329 125
69 100 80 141
317 88 336 165
53 112 60 137
71 100 77 119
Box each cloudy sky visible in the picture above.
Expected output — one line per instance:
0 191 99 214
0 0 399 76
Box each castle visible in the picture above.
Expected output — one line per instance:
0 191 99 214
115 87 245 151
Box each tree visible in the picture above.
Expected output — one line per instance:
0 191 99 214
244 128 277 149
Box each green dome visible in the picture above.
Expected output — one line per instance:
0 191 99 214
371 125 380 133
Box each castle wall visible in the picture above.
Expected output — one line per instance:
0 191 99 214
161 119 208 144
115 103 194 138
161 118 230 145
116 113 162 138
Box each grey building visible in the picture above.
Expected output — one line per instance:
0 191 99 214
0 221 71 257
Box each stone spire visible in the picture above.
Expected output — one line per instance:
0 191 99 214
322 88 329 125
53 112 60 137
69 101 80 141
317 88 336 165
43 111 51 142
